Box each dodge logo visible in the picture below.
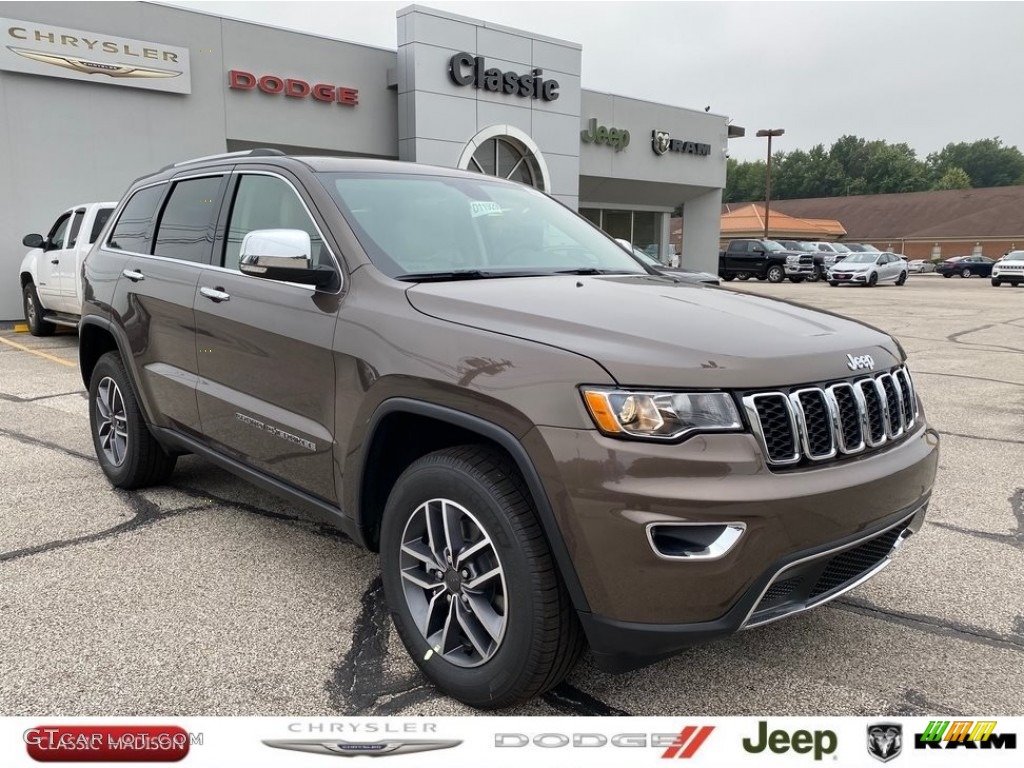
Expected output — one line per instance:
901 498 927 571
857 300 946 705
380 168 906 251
847 353 875 371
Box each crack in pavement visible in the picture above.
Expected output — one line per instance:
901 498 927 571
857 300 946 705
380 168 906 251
0 390 85 403
935 430 1024 446
946 324 1024 355
325 576 629 716
0 426 95 462
913 371 1024 388
832 597 1024 653
0 492 205 564
890 688 964 717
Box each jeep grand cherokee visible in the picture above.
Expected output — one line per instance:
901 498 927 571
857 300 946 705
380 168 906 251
79 150 939 708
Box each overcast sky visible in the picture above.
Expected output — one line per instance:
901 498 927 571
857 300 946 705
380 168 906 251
164 0 1024 163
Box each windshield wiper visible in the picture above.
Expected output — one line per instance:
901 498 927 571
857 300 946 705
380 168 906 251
552 268 640 276
396 269 550 282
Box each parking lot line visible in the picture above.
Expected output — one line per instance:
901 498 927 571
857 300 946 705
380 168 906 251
0 335 77 368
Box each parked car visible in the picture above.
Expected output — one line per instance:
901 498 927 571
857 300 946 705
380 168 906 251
845 243 881 253
717 239 814 282
775 240 826 281
906 260 935 274
991 250 1024 286
615 239 720 284
827 251 908 287
806 241 854 273
19 202 117 335
79 150 937 708
936 255 995 278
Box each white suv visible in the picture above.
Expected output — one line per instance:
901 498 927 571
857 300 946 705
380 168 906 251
991 251 1024 287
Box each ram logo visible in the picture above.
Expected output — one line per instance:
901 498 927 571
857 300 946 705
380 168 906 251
847 353 876 371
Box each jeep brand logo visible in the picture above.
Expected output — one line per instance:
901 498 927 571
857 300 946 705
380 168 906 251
581 118 630 151
448 53 559 101
742 721 837 761
228 69 358 105
652 130 711 157
847 353 876 371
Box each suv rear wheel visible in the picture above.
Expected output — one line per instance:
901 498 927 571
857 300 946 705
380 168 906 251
23 282 55 337
379 445 583 708
88 352 177 489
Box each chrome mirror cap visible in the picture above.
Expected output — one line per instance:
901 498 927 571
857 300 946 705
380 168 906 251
239 229 312 274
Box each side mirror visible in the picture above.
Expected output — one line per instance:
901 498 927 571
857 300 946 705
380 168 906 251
239 229 334 288
23 233 44 248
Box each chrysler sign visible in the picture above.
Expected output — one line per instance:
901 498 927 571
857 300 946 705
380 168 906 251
1 17 190 93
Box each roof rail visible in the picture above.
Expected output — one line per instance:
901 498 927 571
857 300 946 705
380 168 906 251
161 147 286 171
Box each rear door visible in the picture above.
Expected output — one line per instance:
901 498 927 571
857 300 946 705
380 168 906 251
192 170 342 502
107 173 229 433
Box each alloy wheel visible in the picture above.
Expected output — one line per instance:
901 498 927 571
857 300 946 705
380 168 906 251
95 376 129 466
25 293 35 326
398 498 508 667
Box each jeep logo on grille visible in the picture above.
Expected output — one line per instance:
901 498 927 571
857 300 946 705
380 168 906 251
847 353 875 371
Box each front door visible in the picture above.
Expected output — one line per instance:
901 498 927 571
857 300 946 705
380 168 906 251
38 211 72 306
55 208 86 312
193 171 341 502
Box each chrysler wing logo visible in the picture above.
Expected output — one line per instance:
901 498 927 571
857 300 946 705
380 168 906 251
262 739 463 757
847 353 876 371
867 723 903 763
8 47 181 78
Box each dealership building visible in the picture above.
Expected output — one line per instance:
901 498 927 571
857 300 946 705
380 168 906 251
0 1 736 321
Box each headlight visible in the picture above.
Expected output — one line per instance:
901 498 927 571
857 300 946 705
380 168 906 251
581 388 743 440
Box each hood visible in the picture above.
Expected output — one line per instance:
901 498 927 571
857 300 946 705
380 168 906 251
831 260 875 272
406 275 901 389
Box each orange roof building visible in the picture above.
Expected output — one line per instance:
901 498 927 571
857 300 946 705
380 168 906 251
719 204 846 240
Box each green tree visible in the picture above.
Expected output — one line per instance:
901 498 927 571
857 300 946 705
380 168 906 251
926 138 1024 188
933 166 972 190
862 142 929 194
724 158 767 203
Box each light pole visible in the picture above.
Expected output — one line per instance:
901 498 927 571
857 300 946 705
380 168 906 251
756 128 784 240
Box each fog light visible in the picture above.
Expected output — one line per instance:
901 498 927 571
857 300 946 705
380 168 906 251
646 523 745 560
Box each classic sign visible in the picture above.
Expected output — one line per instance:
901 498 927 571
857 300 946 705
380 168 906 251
448 53 559 101
1 17 191 93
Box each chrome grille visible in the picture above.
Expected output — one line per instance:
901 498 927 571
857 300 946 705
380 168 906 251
743 366 918 467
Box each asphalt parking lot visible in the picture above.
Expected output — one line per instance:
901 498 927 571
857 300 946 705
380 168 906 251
1 274 1022 718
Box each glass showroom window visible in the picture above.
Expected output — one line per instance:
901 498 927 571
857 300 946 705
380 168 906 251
468 137 542 189
580 208 664 262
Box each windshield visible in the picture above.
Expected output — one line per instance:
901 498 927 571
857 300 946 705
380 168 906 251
839 253 879 264
318 173 648 279
762 240 787 253
860 244 880 252
832 243 852 252
1004 251 1024 261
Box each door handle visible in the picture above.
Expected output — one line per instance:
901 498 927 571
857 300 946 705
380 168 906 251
50 258 60 265
200 286 230 302
122 269 145 282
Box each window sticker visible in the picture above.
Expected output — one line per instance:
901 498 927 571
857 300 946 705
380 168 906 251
470 201 503 218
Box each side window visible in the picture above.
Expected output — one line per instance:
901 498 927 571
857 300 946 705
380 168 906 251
153 176 223 263
66 211 85 249
89 208 114 244
108 185 166 254
222 175 326 272
47 213 71 251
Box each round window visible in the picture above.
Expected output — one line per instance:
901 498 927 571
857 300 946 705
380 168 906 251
467 137 542 189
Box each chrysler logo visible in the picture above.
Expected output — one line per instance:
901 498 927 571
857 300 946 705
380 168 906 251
8 47 180 78
262 739 462 757
847 353 876 371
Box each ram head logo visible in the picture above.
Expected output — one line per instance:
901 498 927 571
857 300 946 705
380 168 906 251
867 724 902 763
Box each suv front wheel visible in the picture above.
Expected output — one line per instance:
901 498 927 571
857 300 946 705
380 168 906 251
380 445 583 708
88 352 177 489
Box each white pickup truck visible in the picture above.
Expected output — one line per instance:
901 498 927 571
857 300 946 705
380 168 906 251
19 202 117 335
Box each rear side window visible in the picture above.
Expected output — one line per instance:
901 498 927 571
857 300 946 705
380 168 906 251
153 176 223 263
89 208 114 244
108 185 166 254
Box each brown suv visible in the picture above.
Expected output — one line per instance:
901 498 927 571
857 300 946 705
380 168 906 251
79 150 939 708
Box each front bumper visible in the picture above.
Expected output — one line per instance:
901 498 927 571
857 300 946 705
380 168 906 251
523 420 939 672
829 270 870 283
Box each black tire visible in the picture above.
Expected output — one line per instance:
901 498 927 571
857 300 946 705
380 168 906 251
88 351 177 489
867 272 878 287
23 282 55 337
379 445 583 709
766 264 785 283
722 275 735 282
896 271 907 286
942 273 952 278
992 278 1001 287
736 272 751 281
807 267 821 283
960 267 971 278
788 277 804 283
829 280 839 287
